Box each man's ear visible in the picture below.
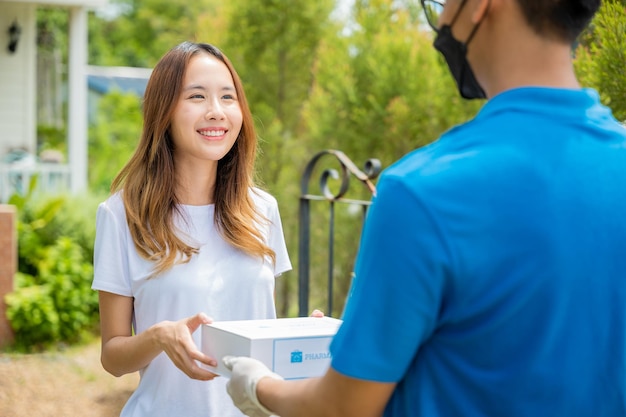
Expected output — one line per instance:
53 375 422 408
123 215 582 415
471 0 492 24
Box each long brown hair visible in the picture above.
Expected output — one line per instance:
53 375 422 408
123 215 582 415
111 41 275 275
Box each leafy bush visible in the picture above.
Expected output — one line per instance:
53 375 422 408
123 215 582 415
9 179 67 277
39 237 97 341
4 186 101 351
5 284 61 349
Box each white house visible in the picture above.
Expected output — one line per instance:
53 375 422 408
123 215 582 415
0 0 108 202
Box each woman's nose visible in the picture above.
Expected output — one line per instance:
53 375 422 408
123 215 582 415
205 99 226 119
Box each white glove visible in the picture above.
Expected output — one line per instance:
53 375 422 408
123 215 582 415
223 356 284 417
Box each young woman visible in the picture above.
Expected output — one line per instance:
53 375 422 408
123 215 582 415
92 41 291 417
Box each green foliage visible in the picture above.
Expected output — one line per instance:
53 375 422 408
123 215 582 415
37 125 67 154
5 285 61 350
88 90 143 193
53 0 624 321
37 7 69 56
215 0 336 316
574 0 626 122
291 0 481 315
9 178 67 277
5 190 102 351
223 0 335 135
306 1 482 168
89 0 222 67
38 237 98 341
6 238 97 351
201 0 483 317
220 0 337 214
9 182 101 271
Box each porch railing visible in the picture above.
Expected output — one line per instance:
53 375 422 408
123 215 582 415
0 163 70 203
298 150 381 317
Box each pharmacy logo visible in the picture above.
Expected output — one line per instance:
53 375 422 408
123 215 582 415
290 349 331 363
290 350 303 363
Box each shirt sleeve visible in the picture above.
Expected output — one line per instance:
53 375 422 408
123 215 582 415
92 198 133 297
329 173 450 382
266 196 292 277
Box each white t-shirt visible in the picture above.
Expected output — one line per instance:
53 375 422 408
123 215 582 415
92 188 291 417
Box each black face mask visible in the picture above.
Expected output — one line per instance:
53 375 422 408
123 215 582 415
434 26 485 99
433 13 486 100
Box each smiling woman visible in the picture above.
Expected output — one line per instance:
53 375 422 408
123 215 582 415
169 53 244 193
90 41 292 417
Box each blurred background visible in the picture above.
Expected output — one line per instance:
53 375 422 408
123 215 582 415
0 1 624 414
0 0 624 352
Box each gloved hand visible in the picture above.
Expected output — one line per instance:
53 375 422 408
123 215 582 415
223 356 284 417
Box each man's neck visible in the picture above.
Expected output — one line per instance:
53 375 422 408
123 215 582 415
470 1 581 99
483 39 580 98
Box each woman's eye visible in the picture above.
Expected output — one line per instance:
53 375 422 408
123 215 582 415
190 94 205 99
222 94 236 100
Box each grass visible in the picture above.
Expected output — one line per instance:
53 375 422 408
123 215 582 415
0 337 138 417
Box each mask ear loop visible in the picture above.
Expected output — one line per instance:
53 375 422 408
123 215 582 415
448 0 490 46
448 0 468 28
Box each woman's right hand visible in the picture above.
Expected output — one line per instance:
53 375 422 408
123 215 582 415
153 312 220 381
100 292 218 380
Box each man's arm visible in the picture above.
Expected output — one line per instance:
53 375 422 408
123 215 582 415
261 367 395 417
224 356 395 417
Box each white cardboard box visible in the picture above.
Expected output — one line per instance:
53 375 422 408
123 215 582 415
201 316 342 380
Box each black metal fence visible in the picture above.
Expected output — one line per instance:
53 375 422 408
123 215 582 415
298 150 381 317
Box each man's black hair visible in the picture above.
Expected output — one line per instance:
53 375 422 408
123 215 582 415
516 0 601 42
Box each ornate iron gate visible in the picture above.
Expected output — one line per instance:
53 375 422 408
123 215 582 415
298 150 381 317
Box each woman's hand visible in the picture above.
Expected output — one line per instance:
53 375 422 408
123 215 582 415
310 309 325 318
153 312 220 381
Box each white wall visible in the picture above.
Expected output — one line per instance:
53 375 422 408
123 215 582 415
0 2 36 157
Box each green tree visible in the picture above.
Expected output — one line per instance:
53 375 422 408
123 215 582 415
89 0 223 67
574 0 626 122
88 91 143 193
220 0 336 210
290 0 483 315
73 0 625 320
212 0 335 316
37 7 69 61
305 0 481 168
222 0 335 135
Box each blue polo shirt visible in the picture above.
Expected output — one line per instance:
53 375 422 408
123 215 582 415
330 87 626 416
